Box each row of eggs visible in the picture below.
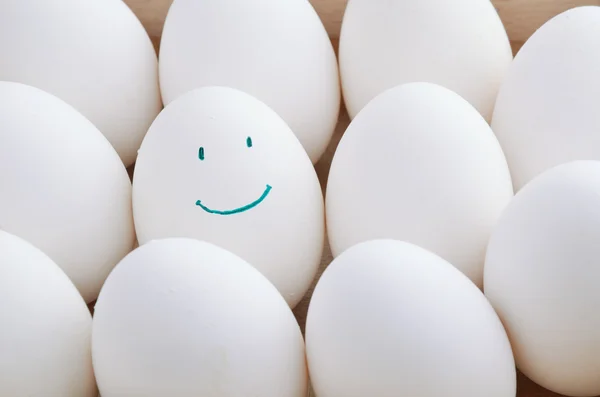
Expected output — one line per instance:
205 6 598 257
2 0 598 183
1 232 515 397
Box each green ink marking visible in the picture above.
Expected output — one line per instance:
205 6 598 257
198 147 205 160
246 136 253 148
196 185 272 215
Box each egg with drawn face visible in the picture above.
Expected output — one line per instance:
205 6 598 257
133 86 325 307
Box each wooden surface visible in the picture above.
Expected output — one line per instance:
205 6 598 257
122 0 600 396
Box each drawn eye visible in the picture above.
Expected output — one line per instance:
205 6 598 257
198 147 205 161
246 136 253 148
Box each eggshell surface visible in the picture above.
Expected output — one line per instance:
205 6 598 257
133 86 324 307
0 81 135 303
306 239 516 397
0 0 162 166
491 6 600 191
159 0 340 163
484 160 600 397
92 238 307 397
0 230 96 397
326 82 513 288
339 0 512 121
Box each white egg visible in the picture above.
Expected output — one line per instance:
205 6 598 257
93 238 307 397
484 160 600 397
159 0 340 163
339 0 512 121
0 82 135 303
133 86 324 307
491 6 600 191
306 239 516 397
326 82 513 288
0 0 162 166
0 230 96 397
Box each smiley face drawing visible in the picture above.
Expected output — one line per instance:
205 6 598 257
195 136 273 215
132 86 325 307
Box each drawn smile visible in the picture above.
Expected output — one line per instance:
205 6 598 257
195 184 272 216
